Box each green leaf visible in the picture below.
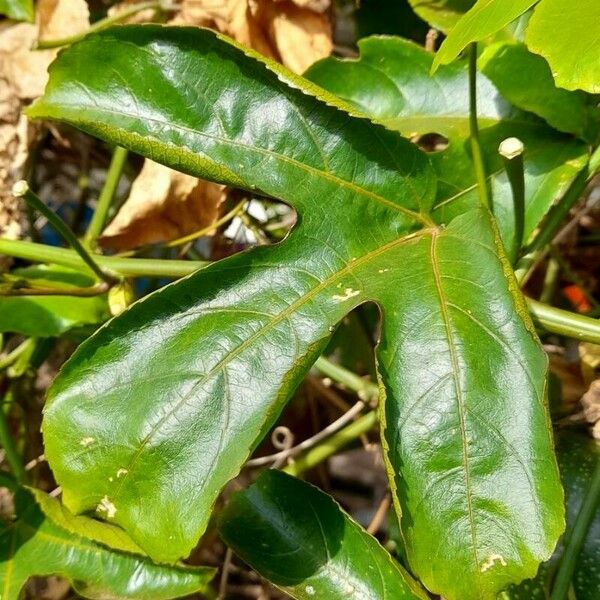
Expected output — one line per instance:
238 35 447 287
29 488 145 555
526 0 600 94
219 470 429 600
0 0 33 22
31 26 563 599
0 488 215 600
503 432 600 599
431 0 538 71
306 36 588 255
0 265 110 336
408 0 476 32
479 42 600 143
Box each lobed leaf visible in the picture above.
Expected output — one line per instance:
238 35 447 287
0 488 215 600
219 470 429 600
31 26 564 599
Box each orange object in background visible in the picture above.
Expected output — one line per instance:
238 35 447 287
563 285 593 313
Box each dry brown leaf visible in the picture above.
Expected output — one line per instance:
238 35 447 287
581 380 600 439
102 0 331 249
0 0 89 249
277 0 330 14
100 159 226 249
250 0 332 74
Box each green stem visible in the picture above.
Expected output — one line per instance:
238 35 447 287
469 43 491 210
0 238 206 278
540 257 560 305
13 181 118 284
34 1 163 50
0 282 110 297
0 395 26 483
499 138 525 264
528 298 600 344
85 146 128 248
283 410 378 477
0 339 34 371
550 455 600 600
314 357 379 403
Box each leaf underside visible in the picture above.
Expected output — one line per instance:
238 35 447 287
0 489 214 600
31 26 564 599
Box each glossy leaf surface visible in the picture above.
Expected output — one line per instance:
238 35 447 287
526 0 600 94
0 0 33 21
219 470 429 600
479 42 600 143
31 26 563 599
0 265 109 337
0 488 214 600
432 0 537 70
306 36 588 253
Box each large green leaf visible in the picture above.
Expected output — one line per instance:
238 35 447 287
219 470 428 600
0 0 33 22
0 265 110 337
479 42 600 143
526 0 600 94
431 0 538 70
306 36 588 255
30 26 563 599
0 488 215 600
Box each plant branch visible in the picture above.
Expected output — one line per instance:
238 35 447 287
469 43 491 210
13 181 118 285
527 299 600 344
283 410 378 477
0 282 110 297
314 357 379 403
499 137 525 264
246 399 367 467
0 339 34 371
167 199 247 247
550 454 600 600
0 238 206 278
85 146 128 248
0 395 26 483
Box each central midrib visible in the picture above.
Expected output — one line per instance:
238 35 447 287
110 227 435 505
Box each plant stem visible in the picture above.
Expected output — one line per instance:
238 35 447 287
13 181 118 285
0 339 34 371
528 298 600 344
0 282 110 297
314 357 379 403
469 43 491 210
499 138 525 264
550 455 600 600
34 1 163 50
85 146 128 248
283 410 378 477
0 238 207 278
0 395 26 483
167 199 247 247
